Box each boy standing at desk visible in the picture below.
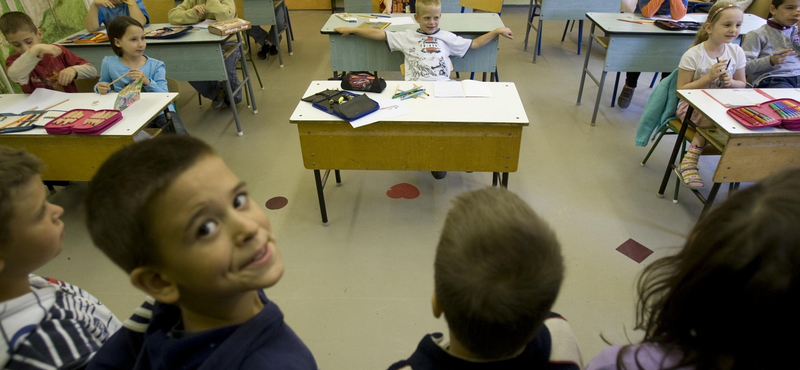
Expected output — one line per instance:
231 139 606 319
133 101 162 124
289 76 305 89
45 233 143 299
388 188 582 369
84 136 317 370
742 0 800 88
84 0 150 32
0 146 121 369
2 12 97 93
335 0 511 179
169 0 243 109
334 0 512 81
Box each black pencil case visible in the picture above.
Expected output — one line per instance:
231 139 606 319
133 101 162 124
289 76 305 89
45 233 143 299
654 20 701 31
305 90 379 121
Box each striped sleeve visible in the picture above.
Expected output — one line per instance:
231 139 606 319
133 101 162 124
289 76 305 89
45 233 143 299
545 313 584 370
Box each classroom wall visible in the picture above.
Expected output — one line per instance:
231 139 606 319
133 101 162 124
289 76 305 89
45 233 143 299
0 0 91 94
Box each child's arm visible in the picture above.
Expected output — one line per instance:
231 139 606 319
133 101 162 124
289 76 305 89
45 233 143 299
204 0 236 21
127 0 150 27
334 27 387 41
676 59 730 89
742 32 793 74
169 0 203 25
84 0 112 31
470 27 513 50
60 46 98 81
383 0 392 13
719 67 747 88
95 59 114 94
639 0 686 19
130 61 168 93
669 0 687 20
6 44 63 85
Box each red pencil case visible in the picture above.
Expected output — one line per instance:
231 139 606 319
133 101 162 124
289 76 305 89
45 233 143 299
44 109 123 135
726 98 800 130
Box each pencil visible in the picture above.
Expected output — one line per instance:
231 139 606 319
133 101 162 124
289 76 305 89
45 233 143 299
109 72 129 86
42 99 69 111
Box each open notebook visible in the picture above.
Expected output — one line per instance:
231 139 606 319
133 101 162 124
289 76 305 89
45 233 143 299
433 80 492 98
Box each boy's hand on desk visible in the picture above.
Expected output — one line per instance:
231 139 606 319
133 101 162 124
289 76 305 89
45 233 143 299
193 4 206 16
770 49 794 65
57 67 78 86
96 82 111 95
496 27 513 40
334 27 354 36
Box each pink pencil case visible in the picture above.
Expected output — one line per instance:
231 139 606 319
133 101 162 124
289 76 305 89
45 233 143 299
44 109 123 135
726 98 800 130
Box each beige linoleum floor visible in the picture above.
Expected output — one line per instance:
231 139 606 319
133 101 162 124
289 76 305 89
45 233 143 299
36 7 728 369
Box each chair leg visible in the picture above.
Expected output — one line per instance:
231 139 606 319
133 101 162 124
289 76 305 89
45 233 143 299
198 93 202 106
673 139 687 203
561 20 570 42
286 6 294 41
577 20 583 55
611 72 620 107
641 125 669 166
650 72 659 88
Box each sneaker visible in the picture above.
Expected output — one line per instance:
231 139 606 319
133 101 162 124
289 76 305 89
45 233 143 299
269 44 278 55
257 45 268 60
617 85 635 109
212 95 229 110
431 171 447 180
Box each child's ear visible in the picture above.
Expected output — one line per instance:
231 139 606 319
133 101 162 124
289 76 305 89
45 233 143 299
769 5 777 15
431 290 443 318
129 267 180 304
36 29 43 39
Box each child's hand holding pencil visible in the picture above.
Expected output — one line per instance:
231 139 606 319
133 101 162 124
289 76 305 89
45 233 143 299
770 49 794 66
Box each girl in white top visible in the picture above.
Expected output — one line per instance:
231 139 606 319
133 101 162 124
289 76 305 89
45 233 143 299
676 2 746 188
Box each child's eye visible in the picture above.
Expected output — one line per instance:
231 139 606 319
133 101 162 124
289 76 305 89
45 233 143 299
197 220 218 237
233 193 247 208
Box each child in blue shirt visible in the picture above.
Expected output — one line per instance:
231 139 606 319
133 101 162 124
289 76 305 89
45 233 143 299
85 0 149 32
95 16 188 135
84 136 317 370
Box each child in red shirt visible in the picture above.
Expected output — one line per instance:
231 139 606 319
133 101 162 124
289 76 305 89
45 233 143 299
1 12 97 93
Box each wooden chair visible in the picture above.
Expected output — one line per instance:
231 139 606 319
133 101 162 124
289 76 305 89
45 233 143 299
74 77 100 93
141 0 173 23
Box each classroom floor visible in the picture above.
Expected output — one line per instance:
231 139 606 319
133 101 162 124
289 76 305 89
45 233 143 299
36 7 730 369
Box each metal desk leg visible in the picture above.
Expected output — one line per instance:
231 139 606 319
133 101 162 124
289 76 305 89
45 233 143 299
501 172 509 188
314 170 330 226
534 18 543 62
224 79 244 136
576 22 595 106
577 20 583 55
335 170 342 186
492 172 499 186
658 106 692 197
237 33 257 114
699 182 722 219
590 70 607 125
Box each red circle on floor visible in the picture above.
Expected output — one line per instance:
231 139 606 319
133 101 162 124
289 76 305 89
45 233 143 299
265 197 288 210
386 183 420 199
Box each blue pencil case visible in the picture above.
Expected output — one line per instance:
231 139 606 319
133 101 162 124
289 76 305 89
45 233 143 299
309 90 379 121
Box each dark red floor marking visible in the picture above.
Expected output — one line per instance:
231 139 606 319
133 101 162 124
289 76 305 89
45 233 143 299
386 183 420 199
265 197 288 210
616 238 653 263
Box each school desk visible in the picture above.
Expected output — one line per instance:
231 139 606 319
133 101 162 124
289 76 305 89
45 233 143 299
576 12 766 125
658 88 800 217
290 80 529 225
61 25 256 136
0 92 177 182
320 13 504 78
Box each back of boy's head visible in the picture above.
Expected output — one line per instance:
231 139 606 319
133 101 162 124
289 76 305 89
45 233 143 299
85 136 215 273
415 0 441 13
0 12 38 38
107 16 143 57
434 188 564 359
0 146 42 246
634 167 800 369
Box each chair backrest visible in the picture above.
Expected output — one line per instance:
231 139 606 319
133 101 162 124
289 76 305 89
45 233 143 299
540 0 618 21
233 0 246 18
745 0 770 19
166 77 181 93
459 0 502 14
142 0 173 24
74 77 100 93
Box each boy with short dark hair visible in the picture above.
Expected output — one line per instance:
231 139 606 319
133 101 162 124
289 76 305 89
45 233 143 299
334 0 512 81
1 12 97 93
388 188 583 369
0 145 121 369
742 0 800 88
84 136 316 370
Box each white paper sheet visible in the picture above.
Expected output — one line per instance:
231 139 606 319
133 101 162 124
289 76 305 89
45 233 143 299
0 89 71 115
192 19 218 29
349 99 412 128
434 80 492 98
703 89 771 107
372 17 416 25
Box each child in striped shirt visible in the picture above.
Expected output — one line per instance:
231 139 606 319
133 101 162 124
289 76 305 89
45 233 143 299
0 146 121 369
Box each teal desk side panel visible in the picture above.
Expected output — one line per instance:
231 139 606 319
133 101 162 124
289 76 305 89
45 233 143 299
243 0 278 25
604 35 694 72
542 0 619 20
